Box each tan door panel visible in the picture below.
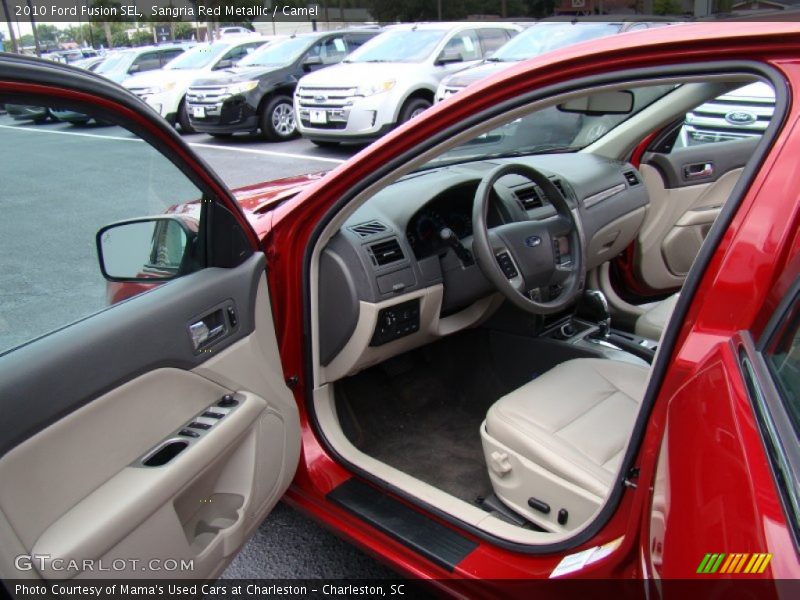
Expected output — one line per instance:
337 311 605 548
635 164 742 290
0 275 300 581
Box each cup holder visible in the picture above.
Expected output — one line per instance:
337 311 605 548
181 493 244 552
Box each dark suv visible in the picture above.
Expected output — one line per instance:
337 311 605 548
186 30 378 141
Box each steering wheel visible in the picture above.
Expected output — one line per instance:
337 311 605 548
471 163 586 315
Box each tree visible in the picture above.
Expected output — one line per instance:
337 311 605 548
653 0 682 14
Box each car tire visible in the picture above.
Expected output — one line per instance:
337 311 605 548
399 97 431 124
260 95 297 142
311 140 340 148
178 99 196 134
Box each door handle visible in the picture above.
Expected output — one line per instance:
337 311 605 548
189 310 226 351
683 162 714 180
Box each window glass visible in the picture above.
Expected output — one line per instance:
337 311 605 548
159 49 185 66
346 29 448 63
131 52 161 73
441 30 481 62
764 299 800 437
478 28 512 55
673 82 776 149
307 36 348 65
0 98 204 354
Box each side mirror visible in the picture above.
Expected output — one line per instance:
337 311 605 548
128 64 140 74
214 58 233 70
96 216 197 282
558 90 635 115
435 52 463 66
303 55 323 71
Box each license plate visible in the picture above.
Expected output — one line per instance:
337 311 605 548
192 106 205 118
309 109 327 124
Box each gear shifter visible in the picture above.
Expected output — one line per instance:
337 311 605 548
581 289 611 338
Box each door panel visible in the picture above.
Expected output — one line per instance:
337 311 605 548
0 59 300 582
0 257 300 580
635 138 758 291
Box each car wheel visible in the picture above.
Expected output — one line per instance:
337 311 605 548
260 96 297 142
311 140 340 148
178 99 196 134
399 97 431 124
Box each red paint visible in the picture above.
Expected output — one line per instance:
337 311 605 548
261 24 800 582
14 23 800 585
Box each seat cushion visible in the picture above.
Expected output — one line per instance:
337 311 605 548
635 293 679 341
485 358 649 498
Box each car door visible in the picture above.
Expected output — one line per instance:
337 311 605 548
630 87 775 294
0 57 300 581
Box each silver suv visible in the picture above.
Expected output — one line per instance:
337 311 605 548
681 82 774 145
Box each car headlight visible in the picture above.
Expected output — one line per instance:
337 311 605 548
356 79 396 97
225 81 259 95
140 82 177 95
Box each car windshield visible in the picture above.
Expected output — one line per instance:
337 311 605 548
346 29 448 63
237 37 310 67
492 23 621 62
419 83 676 171
94 51 132 74
166 43 230 70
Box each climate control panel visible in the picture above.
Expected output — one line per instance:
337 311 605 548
370 299 421 346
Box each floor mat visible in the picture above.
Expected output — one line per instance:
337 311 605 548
336 330 512 505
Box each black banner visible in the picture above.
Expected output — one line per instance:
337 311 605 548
4 579 800 600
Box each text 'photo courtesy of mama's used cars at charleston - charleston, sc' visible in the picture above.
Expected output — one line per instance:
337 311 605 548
1 9 800 600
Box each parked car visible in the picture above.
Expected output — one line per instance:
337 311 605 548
217 26 259 39
295 22 522 146
435 20 668 103
4 103 51 123
93 43 194 84
186 30 379 141
124 38 272 132
1 23 799 592
71 55 106 72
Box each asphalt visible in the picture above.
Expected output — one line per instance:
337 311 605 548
0 114 400 580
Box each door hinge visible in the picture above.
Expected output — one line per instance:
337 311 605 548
623 467 640 489
286 375 299 389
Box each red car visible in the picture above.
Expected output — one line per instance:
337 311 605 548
1 22 799 596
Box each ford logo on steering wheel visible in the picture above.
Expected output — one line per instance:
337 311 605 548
525 235 542 248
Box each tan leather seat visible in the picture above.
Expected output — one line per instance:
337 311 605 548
481 358 649 532
635 293 678 341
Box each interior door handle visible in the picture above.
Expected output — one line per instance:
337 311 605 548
189 310 226 351
683 162 714 179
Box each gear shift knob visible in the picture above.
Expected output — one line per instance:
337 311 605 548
582 289 611 338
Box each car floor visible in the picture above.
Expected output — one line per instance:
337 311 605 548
335 329 517 506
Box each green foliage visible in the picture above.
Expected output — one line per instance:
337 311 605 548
653 0 682 14
363 0 539 21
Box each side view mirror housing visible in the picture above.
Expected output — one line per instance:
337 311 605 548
303 56 323 71
214 59 234 70
96 216 198 282
127 64 140 74
435 52 463 66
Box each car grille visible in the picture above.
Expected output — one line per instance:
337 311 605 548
186 86 231 105
685 96 773 143
296 86 357 108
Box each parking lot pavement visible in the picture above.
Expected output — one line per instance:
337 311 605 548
0 115 390 579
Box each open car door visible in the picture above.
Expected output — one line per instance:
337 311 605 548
0 56 300 581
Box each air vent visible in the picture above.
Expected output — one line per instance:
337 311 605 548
623 171 639 186
350 220 388 238
515 185 544 210
551 178 567 196
368 238 405 267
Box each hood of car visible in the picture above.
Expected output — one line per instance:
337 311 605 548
443 61 510 89
165 172 326 239
299 62 421 87
191 65 282 86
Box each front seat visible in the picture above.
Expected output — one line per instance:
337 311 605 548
481 358 649 532
635 293 678 341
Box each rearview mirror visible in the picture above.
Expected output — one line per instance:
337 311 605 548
303 56 323 71
435 52 464 66
558 90 634 115
96 217 196 282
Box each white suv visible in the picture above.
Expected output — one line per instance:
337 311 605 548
123 38 272 132
294 22 521 146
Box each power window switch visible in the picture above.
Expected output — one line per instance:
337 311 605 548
179 429 200 438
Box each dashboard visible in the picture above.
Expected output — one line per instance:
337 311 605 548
316 153 650 382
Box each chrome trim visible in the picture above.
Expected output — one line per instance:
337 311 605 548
582 183 626 209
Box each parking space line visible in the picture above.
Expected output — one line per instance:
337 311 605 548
187 142 346 164
0 124 347 164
